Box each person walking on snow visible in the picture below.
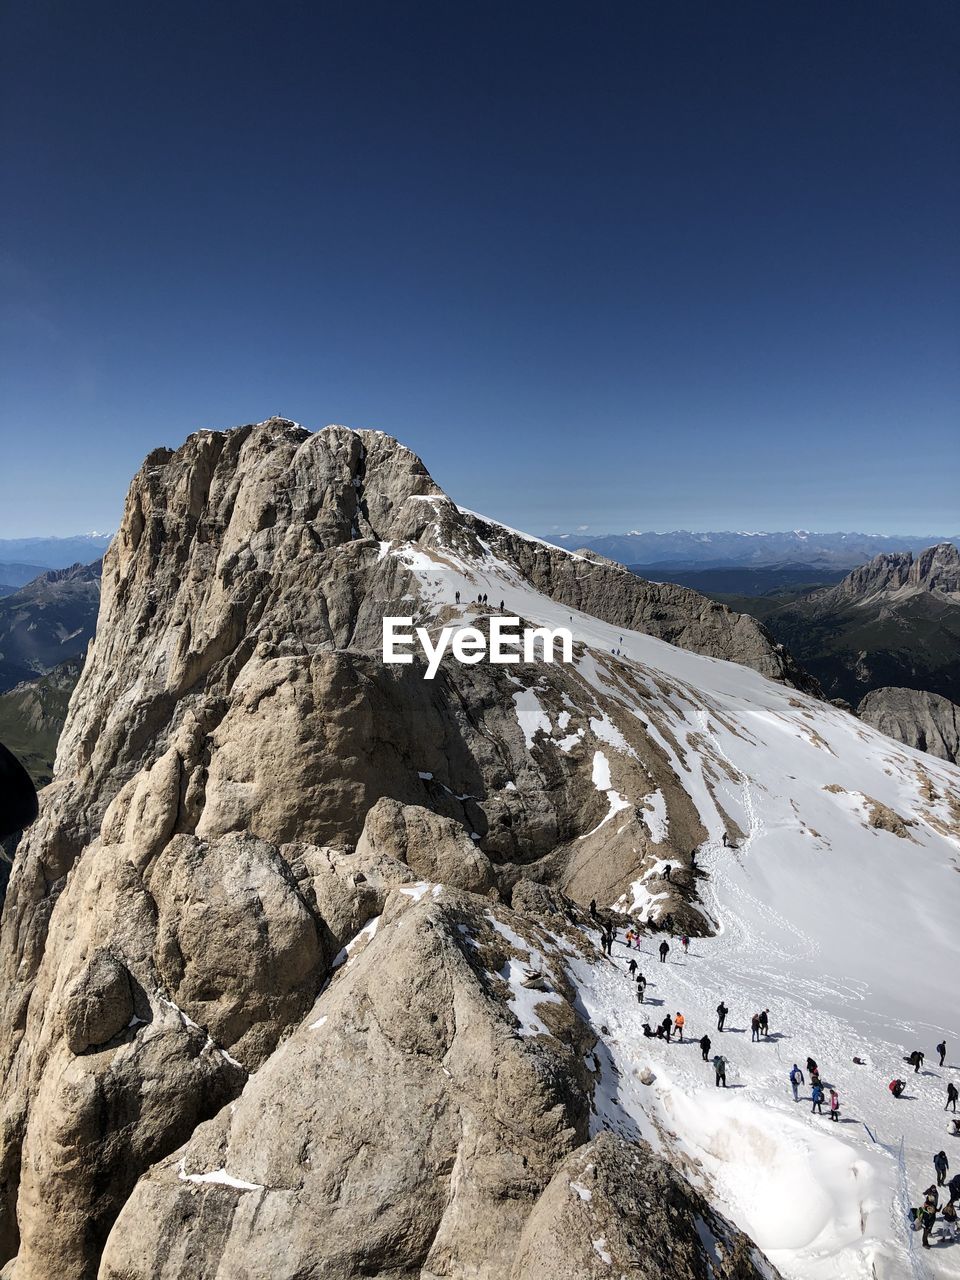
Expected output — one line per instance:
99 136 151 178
829 1089 840 1121
659 940 669 963
921 1202 937 1249
699 1034 711 1062
759 1009 769 1037
751 1013 761 1042
811 1082 824 1114
946 1081 959 1112
627 958 637 977
908 1050 924 1073
937 1039 947 1067
934 1151 949 1187
789 1064 804 1102
636 972 646 1001
948 1172 960 1204
661 1014 673 1040
674 1012 685 1043
681 935 689 954
713 1054 727 1087
717 1001 728 1031
941 1198 959 1240
806 1056 818 1076
455 590 460 604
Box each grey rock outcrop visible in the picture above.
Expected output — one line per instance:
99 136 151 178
356 796 497 894
857 687 960 764
61 949 134 1054
98 890 777 1280
0 421 787 1278
830 541 960 602
513 1131 774 1279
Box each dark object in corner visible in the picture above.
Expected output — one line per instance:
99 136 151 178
0 741 38 842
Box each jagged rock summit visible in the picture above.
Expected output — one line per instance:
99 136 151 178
0 418 796 1279
7 418 958 1279
827 540 960 604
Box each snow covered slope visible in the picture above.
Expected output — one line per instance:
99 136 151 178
388 503 960 1280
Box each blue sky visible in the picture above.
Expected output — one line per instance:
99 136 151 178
0 1 957 538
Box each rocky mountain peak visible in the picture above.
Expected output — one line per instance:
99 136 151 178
832 541 960 602
0 417 833 1279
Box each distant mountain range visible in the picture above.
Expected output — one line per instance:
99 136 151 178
706 543 960 708
549 529 960 570
0 533 113 571
0 562 102 692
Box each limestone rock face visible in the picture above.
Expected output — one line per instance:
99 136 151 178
98 891 777 1280
61 949 133 1054
857 687 960 764
0 421 788 1278
513 1131 774 1279
356 796 497 894
832 541 960 602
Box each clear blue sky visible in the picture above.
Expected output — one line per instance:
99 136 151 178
1 1 957 538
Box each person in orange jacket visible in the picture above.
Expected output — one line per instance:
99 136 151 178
674 1012 685 1043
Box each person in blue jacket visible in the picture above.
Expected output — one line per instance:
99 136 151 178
811 1082 824 1114
789 1063 804 1102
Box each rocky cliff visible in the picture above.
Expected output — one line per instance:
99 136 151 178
857 686 960 765
827 541 960 604
0 420 804 1278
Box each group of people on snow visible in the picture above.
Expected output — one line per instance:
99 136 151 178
594 909 959 1251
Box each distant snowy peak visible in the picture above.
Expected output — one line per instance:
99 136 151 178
547 529 960 570
0 533 114 570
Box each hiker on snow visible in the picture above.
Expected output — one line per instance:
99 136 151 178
659 940 669 963
713 1054 727 1087
829 1089 840 1121
946 1081 959 1112
937 1039 947 1067
934 1150 949 1186
751 1013 761 1042
681 935 689 953
811 1082 824 1114
699 1034 711 1062
789 1064 804 1102
806 1056 818 1075
889 1078 906 1098
949 1171 960 1204
920 1202 937 1249
908 1050 924 1073
716 1001 728 1031
674 1012 685 1042
759 1009 769 1036
941 1198 959 1240
636 972 647 1000
627 958 637 977
661 1014 673 1040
